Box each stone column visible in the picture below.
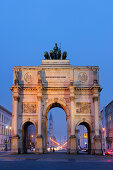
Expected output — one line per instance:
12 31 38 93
11 96 20 154
70 97 75 136
93 96 102 155
42 115 47 153
66 115 71 154
70 93 77 154
35 96 43 153
94 97 99 136
13 96 19 136
38 97 42 135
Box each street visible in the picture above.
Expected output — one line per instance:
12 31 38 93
0 152 113 170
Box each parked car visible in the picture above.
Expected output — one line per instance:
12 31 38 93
105 149 113 156
31 147 35 151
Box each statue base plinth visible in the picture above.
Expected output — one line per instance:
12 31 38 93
35 135 43 154
69 135 77 154
94 135 102 155
41 60 70 68
11 136 20 154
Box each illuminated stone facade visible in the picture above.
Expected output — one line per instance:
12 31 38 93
0 105 12 151
11 59 102 154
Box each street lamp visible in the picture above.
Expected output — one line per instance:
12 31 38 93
102 127 106 155
31 135 34 138
5 126 12 151
5 126 8 151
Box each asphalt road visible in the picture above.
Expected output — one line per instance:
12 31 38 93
0 152 113 170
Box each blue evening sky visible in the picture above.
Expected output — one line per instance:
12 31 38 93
0 0 113 140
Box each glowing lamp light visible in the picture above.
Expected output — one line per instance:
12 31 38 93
31 135 34 138
9 126 12 130
6 125 8 129
103 128 105 131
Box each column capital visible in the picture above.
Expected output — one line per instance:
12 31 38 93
13 96 20 102
37 96 42 101
70 135 76 139
66 115 70 120
42 115 47 121
70 96 75 101
93 96 98 102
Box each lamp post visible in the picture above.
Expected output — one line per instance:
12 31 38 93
9 126 12 150
5 126 12 151
102 127 106 155
5 126 9 151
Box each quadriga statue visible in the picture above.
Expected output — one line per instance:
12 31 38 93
44 43 67 60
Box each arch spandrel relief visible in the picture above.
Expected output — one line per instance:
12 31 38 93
22 103 37 114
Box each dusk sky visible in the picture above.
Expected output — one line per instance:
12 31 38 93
0 1 113 140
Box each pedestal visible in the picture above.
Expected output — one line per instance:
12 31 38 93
35 135 43 153
70 135 77 154
94 135 102 155
11 136 20 154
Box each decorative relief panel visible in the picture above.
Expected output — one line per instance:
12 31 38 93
76 102 91 113
24 72 32 83
23 103 37 113
78 72 87 83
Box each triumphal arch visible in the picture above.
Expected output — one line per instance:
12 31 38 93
11 44 102 154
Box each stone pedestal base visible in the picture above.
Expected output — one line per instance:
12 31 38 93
35 135 43 153
69 135 77 154
94 135 102 155
11 136 20 154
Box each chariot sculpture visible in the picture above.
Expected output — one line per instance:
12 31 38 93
44 43 67 60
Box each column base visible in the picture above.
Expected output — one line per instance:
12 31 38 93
69 135 77 154
94 135 102 155
11 135 20 154
35 135 43 154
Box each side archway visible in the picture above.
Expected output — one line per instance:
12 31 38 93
22 121 36 153
76 121 91 154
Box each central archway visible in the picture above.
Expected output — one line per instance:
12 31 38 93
45 102 70 153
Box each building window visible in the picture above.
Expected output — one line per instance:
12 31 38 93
2 126 3 134
108 115 112 121
84 133 87 138
2 115 3 122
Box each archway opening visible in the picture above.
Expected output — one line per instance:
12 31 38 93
77 122 91 154
47 102 67 153
22 121 35 153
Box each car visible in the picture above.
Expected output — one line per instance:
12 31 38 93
31 147 35 151
105 149 113 156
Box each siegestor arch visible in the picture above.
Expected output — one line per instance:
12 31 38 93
45 99 69 116
76 120 91 154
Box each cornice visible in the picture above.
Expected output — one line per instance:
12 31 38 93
43 86 69 90
10 85 21 91
13 65 99 70
75 85 102 92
